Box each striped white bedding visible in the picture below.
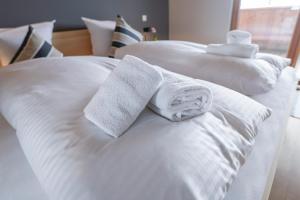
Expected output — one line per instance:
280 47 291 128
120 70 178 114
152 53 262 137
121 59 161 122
0 57 269 200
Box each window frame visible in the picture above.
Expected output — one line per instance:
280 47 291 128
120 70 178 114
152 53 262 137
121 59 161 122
230 0 300 67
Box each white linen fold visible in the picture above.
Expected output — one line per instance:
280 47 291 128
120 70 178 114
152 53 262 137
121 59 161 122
206 43 259 58
84 55 163 137
227 30 252 44
149 78 212 122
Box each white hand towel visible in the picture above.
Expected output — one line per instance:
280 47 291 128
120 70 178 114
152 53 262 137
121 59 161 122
227 30 252 44
148 74 213 122
84 55 163 137
206 43 259 58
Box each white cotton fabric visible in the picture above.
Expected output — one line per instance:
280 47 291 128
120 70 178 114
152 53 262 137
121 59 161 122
0 115 48 200
227 30 252 45
162 70 272 138
115 41 280 95
84 55 163 137
162 41 289 72
198 79 271 138
0 63 296 200
0 57 270 200
206 43 259 58
0 21 55 66
225 67 297 200
82 17 116 56
149 70 212 121
149 81 212 121
256 53 291 71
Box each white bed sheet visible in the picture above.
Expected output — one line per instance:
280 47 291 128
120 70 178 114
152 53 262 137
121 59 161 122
225 67 297 200
0 115 48 200
0 60 296 200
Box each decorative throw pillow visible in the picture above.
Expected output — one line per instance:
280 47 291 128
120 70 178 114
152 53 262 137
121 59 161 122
10 26 63 64
0 20 55 66
109 15 143 58
82 17 116 56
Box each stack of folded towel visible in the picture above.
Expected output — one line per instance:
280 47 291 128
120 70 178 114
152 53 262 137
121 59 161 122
227 30 252 44
84 55 213 137
206 30 259 58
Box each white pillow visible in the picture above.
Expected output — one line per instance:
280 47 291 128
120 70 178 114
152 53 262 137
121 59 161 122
9 26 63 64
198 79 272 138
108 15 143 58
256 53 291 71
0 20 55 66
115 41 280 95
82 17 116 56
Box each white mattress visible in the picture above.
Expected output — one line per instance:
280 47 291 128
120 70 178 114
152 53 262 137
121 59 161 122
0 67 296 200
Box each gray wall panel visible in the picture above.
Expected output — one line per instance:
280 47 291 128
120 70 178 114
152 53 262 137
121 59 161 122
0 0 168 39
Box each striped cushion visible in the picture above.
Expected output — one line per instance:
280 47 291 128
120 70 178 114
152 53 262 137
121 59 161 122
109 15 143 58
10 26 63 64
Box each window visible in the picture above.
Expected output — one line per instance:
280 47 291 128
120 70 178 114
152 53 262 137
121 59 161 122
232 0 300 66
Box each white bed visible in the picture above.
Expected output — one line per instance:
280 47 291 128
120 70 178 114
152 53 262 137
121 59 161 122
0 56 296 200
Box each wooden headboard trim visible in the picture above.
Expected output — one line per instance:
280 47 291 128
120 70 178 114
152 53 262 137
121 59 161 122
52 29 93 56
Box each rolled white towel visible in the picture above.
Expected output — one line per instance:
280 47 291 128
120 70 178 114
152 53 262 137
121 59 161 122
206 43 259 58
227 30 252 44
84 55 163 137
148 76 213 122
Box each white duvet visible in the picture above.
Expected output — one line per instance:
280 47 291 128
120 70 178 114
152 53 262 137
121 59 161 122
0 57 269 200
115 41 281 95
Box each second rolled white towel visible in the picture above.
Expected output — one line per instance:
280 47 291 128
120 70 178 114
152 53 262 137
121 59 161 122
227 30 252 44
149 78 213 122
206 43 259 59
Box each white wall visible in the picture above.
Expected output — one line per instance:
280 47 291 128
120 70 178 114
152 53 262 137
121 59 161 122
169 0 233 44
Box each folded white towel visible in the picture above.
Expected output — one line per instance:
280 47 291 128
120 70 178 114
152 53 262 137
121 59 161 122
227 30 252 44
206 43 259 58
148 72 213 122
84 55 163 137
